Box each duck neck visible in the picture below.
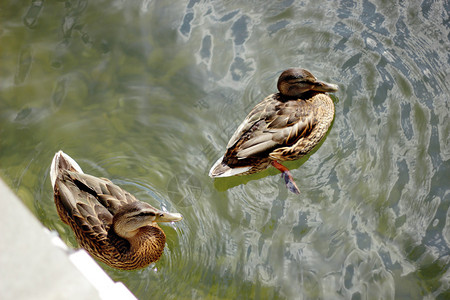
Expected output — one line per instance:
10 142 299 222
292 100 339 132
127 225 166 259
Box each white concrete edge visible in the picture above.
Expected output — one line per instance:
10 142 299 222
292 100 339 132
48 230 137 300
0 178 137 300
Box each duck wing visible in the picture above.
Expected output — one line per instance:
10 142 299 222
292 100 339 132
54 170 137 246
224 95 317 165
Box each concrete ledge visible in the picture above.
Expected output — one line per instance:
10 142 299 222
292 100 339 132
0 179 136 300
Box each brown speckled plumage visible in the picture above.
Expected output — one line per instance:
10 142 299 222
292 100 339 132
209 68 338 192
51 151 182 270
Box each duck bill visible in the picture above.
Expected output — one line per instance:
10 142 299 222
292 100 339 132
155 211 183 222
312 80 339 93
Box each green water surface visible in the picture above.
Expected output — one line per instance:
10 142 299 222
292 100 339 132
1 1 449 299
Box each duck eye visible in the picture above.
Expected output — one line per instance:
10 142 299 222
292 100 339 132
285 75 298 81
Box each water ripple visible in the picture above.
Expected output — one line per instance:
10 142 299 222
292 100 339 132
0 0 449 298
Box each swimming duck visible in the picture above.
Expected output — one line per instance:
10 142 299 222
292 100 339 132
50 151 182 270
209 68 338 194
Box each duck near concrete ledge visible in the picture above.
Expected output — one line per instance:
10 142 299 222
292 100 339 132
50 151 182 270
209 68 339 194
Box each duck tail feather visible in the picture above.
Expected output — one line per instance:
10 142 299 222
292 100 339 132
50 150 84 188
209 156 251 178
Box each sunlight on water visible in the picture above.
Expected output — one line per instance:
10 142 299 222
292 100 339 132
0 0 449 299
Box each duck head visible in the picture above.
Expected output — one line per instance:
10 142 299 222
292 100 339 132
113 202 182 239
277 68 338 98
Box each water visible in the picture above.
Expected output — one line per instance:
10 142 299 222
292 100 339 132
1 0 449 299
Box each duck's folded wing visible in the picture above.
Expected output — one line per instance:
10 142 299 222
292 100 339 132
225 97 276 149
55 174 112 238
62 171 136 214
225 100 317 161
58 185 112 252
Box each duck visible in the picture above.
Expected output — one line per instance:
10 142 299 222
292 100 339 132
209 68 339 194
50 150 182 270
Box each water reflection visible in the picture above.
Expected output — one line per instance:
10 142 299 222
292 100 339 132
0 0 449 299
